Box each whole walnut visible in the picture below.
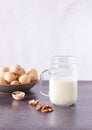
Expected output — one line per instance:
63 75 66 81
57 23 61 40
19 74 31 84
0 67 9 72
0 71 5 78
27 68 38 81
4 72 17 83
10 64 25 76
10 80 20 85
0 77 8 85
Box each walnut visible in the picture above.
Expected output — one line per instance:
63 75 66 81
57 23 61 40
0 77 8 85
36 104 44 111
0 71 5 78
4 72 17 82
0 67 9 72
28 99 39 106
10 80 20 85
10 64 25 76
12 91 25 101
27 68 38 81
28 99 54 113
41 105 53 113
19 74 31 84
36 104 53 113
27 68 37 75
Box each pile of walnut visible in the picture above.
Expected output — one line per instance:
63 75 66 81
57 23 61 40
0 64 38 85
28 99 53 113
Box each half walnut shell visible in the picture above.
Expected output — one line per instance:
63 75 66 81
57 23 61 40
12 91 25 101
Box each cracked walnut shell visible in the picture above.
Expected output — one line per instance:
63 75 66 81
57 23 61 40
12 91 25 101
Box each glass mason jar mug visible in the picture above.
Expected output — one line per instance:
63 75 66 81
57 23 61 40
40 56 78 106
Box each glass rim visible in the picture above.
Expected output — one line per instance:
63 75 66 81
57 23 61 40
51 55 76 67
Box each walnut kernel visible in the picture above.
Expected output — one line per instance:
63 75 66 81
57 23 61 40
41 105 53 113
28 99 39 106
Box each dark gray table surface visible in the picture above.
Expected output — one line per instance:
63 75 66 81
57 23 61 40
0 81 92 130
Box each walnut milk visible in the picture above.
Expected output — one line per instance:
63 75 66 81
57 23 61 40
40 56 78 106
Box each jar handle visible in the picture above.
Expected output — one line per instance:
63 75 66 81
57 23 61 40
39 69 49 97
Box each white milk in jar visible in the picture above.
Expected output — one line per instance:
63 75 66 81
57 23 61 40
49 77 77 106
40 56 78 106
